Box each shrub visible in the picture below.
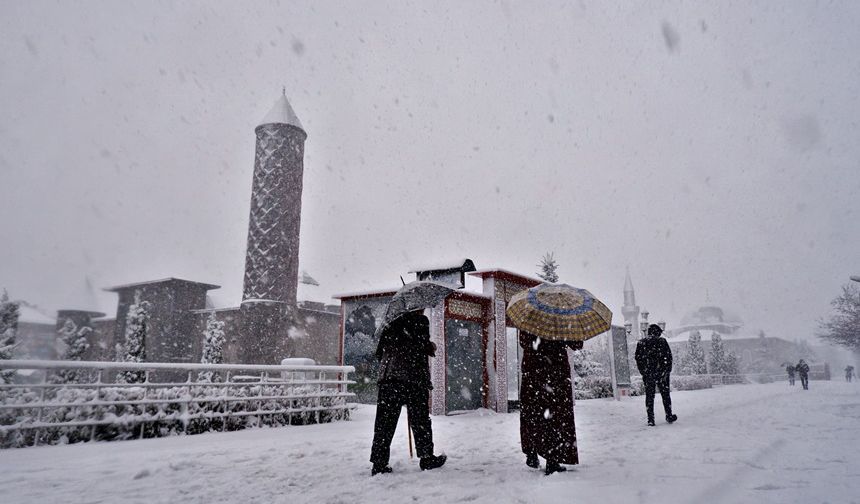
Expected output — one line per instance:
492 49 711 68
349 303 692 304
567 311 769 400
574 376 614 400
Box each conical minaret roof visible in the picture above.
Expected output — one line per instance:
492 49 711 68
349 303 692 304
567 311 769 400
623 267 636 307
258 89 304 131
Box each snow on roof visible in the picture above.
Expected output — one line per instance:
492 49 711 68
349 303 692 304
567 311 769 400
408 259 475 273
468 269 543 285
16 303 56 325
258 91 304 130
104 278 221 292
332 287 400 300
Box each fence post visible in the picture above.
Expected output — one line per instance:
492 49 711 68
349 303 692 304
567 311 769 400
91 369 103 442
33 371 48 447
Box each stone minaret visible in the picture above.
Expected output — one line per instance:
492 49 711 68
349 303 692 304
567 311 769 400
239 92 306 364
621 267 640 339
242 91 306 306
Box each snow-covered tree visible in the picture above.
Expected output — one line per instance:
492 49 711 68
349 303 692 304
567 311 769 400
117 291 151 383
0 290 19 384
723 351 740 375
198 312 226 383
818 283 860 351
537 252 559 283
709 332 726 374
571 347 605 377
685 331 707 375
53 319 92 383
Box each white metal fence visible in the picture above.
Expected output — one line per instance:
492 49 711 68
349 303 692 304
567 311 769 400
0 360 356 448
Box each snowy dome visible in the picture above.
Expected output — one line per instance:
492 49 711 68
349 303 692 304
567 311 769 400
666 305 744 340
258 92 304 131
679 305 743 328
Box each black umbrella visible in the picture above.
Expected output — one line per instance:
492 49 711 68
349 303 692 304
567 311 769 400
374 281 454 338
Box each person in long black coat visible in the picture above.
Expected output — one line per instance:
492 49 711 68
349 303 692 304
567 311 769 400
519 331 582 475
369 311 447 475
635 324 678 426
796 359 810 390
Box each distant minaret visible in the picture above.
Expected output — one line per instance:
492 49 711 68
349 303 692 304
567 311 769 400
622 267 640 339
242 90 306 307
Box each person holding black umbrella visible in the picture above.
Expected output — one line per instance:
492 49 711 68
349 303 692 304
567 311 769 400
369 310 447 476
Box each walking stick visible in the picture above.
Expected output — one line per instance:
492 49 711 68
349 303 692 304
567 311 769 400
407 411 414 459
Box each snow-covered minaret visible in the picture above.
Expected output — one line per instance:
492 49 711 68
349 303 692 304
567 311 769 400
241 91 306 307
621 267 640 339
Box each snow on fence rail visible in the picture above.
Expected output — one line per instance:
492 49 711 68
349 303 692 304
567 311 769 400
0 360 356 449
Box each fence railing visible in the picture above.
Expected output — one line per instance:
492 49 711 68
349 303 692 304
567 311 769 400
0 360 356 448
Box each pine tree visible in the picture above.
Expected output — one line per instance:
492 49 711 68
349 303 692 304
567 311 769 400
723 351 740 375
686 330 707 374
117 291 151 383
0 290 20 384
198 312 226 383
709 332 726 374
53 319 92 383
537 252 559 283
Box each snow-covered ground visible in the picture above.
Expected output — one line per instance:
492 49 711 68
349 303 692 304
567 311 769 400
2 381 859 504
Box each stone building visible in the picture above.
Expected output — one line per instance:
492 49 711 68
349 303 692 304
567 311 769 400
12 92 341 369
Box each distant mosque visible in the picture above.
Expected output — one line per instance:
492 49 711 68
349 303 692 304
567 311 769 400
620 270 827 375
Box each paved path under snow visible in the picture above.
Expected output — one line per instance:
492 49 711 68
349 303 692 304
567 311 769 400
2 381 859 504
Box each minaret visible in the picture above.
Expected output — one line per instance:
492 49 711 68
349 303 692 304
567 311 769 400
621 267 640 339
239 91 306 364
242 90 306 306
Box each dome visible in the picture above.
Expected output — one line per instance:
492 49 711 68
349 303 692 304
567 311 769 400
667 304 744 339
679 305 743 327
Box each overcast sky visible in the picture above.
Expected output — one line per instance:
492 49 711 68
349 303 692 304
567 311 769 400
1 0 858 340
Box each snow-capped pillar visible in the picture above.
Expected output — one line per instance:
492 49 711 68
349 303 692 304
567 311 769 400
429 305 446 415
491 278 509 413
242 92 306 307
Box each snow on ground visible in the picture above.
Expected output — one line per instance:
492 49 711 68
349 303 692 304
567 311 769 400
2 381 859 504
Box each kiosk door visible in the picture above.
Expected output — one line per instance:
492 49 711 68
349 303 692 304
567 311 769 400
445 319 483 413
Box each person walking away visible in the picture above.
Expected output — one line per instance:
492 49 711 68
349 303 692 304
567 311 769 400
796 359 810 390
519 331 582 475
845 365 855 383
369 311 447 475
635 324 678 426
786 364 796 386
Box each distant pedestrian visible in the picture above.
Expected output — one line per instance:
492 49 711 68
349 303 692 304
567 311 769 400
845 365 855 383
786 364 796 386
635 324 678 426
519 331 582 475
369 311 447 476
796 359 810 390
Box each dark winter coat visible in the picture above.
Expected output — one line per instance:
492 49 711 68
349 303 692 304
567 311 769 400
635 334 673 379
796 361 810 377
375 312 434 389
786 365 796 377
519 331 582 465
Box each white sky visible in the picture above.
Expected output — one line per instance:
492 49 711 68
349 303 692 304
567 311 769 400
1 1 858 340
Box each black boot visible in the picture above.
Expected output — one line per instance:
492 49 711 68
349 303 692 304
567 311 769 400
371 464 392 476
545 460 567 476
526 452 539 469
666 414 678 424
647 418 656 426
419 454 447 471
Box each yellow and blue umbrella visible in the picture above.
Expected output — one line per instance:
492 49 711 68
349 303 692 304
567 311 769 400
506 283 612 341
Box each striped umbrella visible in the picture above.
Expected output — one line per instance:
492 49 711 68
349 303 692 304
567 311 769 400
506 283 612 341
